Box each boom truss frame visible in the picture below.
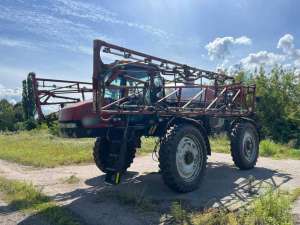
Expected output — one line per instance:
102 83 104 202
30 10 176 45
92 40 256 118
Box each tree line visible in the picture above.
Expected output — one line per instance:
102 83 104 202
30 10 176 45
235 67 299 147
0 74 37 131
0 68 299 147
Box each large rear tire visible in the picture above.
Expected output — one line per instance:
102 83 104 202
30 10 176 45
159 124 207 193
93 137 136 173
230 122 259 170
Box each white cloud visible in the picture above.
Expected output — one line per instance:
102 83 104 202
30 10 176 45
0 38 36 49
277 34 300 68
53 0 171 39
0 83 22 103
240 51 285 69
0 84 22 97
235 36 252 45
0 0 177 56
206 36 251 60
9 99 17 105
277 34 294 54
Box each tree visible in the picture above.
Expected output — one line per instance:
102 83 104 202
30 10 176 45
27 73 36 118
22 73 36 120
0 99 15 131
242 66 300 146
13 102 24 122
22 79 29 120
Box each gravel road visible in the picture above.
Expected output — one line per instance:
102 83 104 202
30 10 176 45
0 153 299 225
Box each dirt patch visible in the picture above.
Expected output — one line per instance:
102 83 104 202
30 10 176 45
0 153 300 225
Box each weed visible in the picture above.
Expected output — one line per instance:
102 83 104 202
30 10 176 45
170 201 190 224
243 188 293 225
97 187 156 212
260 139 281 156
167 187 297 225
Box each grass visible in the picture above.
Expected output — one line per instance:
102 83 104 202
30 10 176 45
140 137 158 155
169 187 300 225
0 129 94 167
0 129 158 167
0 176 81 225
0 129 299 168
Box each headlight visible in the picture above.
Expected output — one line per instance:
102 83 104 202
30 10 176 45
59 123 77 129
81 117 100 127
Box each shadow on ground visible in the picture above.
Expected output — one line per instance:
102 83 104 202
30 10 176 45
17 162 292 225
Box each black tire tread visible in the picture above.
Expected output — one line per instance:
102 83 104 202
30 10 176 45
93 138 136 173
230 122 259 170
159 124 207 193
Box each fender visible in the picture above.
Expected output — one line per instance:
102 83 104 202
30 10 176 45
171 117 212 155
230 117 262 141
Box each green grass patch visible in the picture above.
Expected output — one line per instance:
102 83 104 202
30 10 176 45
260 139 300 159
0 129 157 167
139 137 157 155
209 134 231 154
0 129 94 167
0 176 81 225
0 129 299 168
170 187 300 225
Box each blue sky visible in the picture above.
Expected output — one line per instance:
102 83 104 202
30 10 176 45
0 0 300 103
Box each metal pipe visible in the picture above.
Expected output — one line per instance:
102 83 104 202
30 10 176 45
182 89 204 109
205 87 227 111
231 89 241 103
157 89 179 103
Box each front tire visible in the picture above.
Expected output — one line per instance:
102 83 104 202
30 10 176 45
93 137 136 173
159 124 207 193
230 122 259 170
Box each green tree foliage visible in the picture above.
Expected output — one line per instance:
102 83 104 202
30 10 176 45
0 99 27 131
22 73 36 120
0 99 15 131
22 79 29 119
19 73 37 130
26 73 36 119
237 67 300 146
0 73 38 131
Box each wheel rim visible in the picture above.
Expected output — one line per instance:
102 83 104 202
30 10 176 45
176 135 203 182
242 131 256 162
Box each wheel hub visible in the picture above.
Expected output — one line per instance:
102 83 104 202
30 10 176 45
176 136 202 181
243 131 256 162
184 151 194 165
